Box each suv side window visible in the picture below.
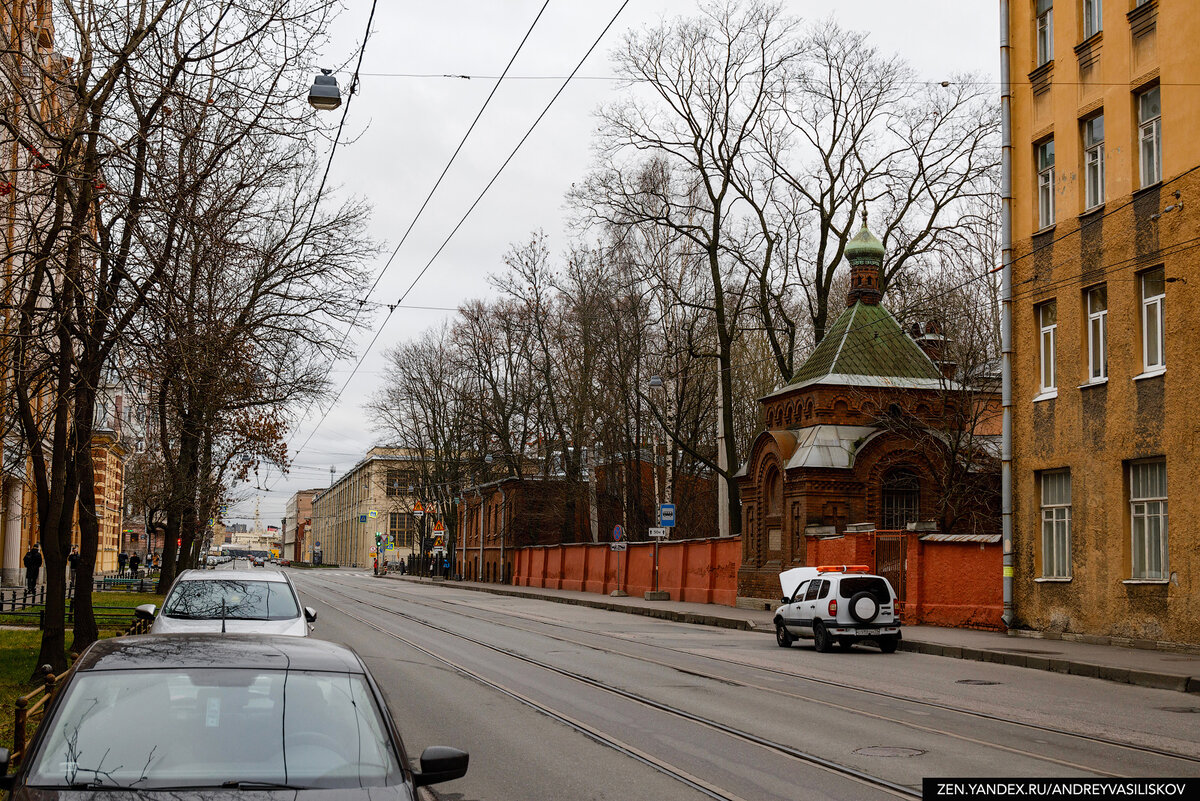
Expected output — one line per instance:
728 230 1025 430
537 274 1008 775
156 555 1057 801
791 581 809 603
816 579 831 599
804 580 822 602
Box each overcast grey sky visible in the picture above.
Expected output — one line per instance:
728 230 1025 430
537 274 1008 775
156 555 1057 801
229 0 999 527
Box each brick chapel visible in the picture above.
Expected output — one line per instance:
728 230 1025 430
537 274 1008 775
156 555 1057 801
735 221 1003 627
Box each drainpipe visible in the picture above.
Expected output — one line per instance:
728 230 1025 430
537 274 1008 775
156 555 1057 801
1000 0 1016 628
499 487 506 584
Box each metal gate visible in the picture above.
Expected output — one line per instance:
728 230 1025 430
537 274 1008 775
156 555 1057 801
874 533 906 608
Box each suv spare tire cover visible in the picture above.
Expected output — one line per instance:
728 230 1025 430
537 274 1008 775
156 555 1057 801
848 591 880 623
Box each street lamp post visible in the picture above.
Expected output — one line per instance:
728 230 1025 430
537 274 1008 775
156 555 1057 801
647 376 671 601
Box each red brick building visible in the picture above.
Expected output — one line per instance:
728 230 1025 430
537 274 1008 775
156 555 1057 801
735 222 1003 627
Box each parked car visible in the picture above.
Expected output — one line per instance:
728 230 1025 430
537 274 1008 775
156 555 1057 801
0 634 468 798
773 565 901 653
138 569 316 636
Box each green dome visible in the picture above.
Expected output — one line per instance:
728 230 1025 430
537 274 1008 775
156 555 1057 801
845 222 884 264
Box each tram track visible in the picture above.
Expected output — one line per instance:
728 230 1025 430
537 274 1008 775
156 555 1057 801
314 583 922 800
299 572 1200 774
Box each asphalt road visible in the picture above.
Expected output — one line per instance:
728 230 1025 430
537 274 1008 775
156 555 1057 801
287 569 1200 801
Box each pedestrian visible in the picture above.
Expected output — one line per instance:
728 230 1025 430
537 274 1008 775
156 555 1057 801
67 546 79 582
128 552 141 578
23 544 42 594
398 559 406 575
117 551 128 576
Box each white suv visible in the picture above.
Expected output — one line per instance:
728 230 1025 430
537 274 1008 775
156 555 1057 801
773 565 901 653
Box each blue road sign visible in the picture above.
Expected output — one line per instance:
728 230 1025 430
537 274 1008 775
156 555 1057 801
657 504 676 527
358 514 368 523
612 524 624 541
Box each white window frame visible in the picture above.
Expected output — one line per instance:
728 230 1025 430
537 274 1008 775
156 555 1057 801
1036 0 1054 66
1040 470 1071 579
1138 86 1162 188
1086 286 1107 382
1140 268 1165 373
1038 302 1057 394
1129 459 1167 580
1083 0 1102 39
1083 115 1104 210
1037 140 1055 228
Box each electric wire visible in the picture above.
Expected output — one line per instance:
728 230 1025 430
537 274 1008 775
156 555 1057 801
272 0 634 491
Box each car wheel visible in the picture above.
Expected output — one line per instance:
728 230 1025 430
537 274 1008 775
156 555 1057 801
878 634 899 654
838 638 854 651
775 622 794 648
813 621 832 653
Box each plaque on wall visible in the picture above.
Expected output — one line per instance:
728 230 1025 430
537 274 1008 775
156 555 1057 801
768 527 782 551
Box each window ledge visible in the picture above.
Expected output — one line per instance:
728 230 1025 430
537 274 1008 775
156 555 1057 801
1078 378 1108 389
1032 390 1058 403
1035 576 1072 583
1122 579 1169 585
1133 181 1163 198
1133 368 1165 382
1080 204 1105 219
1033 224 1057 237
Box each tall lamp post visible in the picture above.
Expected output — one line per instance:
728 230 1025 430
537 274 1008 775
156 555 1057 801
646 376 671 601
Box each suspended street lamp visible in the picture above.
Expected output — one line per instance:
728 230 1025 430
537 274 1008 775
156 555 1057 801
307 69 341 111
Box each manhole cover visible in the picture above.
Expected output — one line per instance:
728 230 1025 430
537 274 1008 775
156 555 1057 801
996 648 1063 655
956 679 1001 686
854 746 926 758
1158 706 1200 713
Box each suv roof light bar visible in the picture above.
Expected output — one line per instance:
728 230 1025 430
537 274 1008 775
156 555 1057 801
816 564 870 573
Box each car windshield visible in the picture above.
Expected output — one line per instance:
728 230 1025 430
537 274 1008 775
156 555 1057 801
838 576 892 603
162 580 299 620
26 668 402 789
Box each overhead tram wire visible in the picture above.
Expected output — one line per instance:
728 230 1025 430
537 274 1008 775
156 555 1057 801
271 0 632 491
276 0 552 486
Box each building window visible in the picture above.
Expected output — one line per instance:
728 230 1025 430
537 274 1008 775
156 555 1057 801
1036 0 1054 65
1138 86 1161 187
1140 267 1165 372
1086 286 1107 381
1037 139 1055 228
1082 0 1102 38
1083 115 1104 210
1038 301 1057 393
1040 470 1071 578
1129 459 1167 580
881 468 920 530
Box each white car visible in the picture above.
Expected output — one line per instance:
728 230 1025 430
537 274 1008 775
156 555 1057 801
773 565 901 653
136 568 316 636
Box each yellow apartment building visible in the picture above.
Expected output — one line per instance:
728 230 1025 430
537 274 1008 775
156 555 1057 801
1006 0 1199 643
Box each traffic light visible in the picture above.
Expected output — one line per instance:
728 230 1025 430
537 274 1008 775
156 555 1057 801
375 533 382 548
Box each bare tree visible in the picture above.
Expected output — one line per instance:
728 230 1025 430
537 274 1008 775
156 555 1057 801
0 0 343 668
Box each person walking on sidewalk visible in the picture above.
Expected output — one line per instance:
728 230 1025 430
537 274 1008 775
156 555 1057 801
128 552 141 578
23 544 42 594
117 551 128 576
68 546 80 592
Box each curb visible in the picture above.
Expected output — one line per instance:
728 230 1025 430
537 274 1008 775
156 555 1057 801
381 575 1199 694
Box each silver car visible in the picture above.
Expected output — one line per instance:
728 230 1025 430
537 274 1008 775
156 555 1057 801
137 569 316 636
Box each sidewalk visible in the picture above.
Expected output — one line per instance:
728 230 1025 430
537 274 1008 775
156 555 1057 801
381 574 1200 695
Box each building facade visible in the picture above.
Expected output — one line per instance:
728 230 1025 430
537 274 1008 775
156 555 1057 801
311 448 425 568
735 223 1002 627
282 489 323 563
1008 0 1199 642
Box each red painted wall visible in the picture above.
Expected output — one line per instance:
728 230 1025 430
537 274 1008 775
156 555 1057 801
508 531 1001 629
514 537 741 606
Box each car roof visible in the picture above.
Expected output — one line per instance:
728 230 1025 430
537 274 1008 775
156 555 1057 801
73 634 362 673
175 568 289 582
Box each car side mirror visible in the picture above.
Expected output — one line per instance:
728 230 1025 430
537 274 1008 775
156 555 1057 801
412 745 469 787
781 597 790 605
304 607 317 623
134 604 157 621
0 746 13 791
